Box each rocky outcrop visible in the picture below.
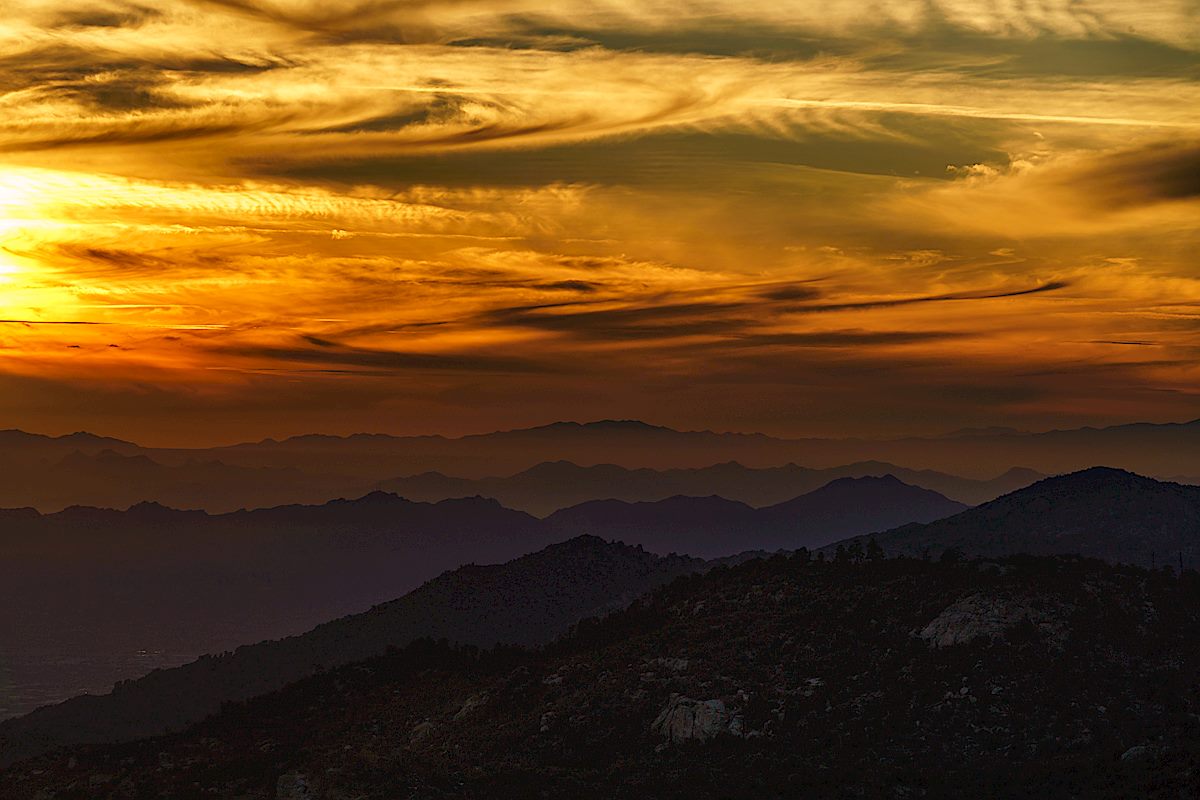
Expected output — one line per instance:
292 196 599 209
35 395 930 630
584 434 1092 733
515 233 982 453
919 592 1070 649
652 695 742 743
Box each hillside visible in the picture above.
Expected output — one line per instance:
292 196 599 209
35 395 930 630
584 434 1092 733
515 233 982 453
0 493 556 720
834 468 1200 568
3 553 1196 798
0 537 702 766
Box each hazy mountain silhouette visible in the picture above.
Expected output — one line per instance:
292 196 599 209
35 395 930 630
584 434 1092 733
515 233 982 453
547 476 967 557
0 493 558 721
382 460 1040 514
168 417 1200 478
2 419 1195 514
0 447 1032 515
0 449 363 513
9 418 1193 482
5 553 1197 798
831 468 1200 568
0 537 702 766
0 475 964 720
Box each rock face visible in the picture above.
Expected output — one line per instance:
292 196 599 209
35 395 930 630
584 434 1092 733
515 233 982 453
652 695 742 743
919 592 1069 649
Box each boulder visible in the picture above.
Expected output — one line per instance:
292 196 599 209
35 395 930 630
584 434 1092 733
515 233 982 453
652 695 741 743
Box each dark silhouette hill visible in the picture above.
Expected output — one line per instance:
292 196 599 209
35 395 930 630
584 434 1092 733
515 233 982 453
4 553 1197 798
547 476 967 557
831 468 1200 568
381 460 1040 514
758 474 969 539
0 536 702 767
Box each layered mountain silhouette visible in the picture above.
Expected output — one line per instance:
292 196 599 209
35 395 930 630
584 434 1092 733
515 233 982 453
4 552 1197 798
0 536 703 766
184 417 1198 478
831 468 1200 569
547 476 967 557
382 460 1040 514
0 493 556 721
0 476 965 719
3 418 1198 496
1 444 1037 516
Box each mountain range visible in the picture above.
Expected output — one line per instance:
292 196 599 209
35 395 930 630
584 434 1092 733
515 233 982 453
2 418 1197 507
176 417 1200 477
4 549 1196 798
382 460 1039 513
0 475 962 720
4 467 1200 785
0 448 1035 515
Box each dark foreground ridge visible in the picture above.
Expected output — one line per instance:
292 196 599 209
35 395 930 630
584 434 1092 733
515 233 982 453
2 553 1197 799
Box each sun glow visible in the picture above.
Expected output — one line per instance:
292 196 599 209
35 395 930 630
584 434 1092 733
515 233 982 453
0 171 35 293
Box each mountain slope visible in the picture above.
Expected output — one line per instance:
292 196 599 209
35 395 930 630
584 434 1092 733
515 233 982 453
833 468 1200 568
0 536 702 767
0 493 557 720
4 554 1197 798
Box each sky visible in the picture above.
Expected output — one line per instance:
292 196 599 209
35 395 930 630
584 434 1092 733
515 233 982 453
0 0 1198 445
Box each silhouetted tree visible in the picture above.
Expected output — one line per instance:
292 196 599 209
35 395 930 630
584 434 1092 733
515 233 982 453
939 547 964 564
866 537 885 562
846 540 864 563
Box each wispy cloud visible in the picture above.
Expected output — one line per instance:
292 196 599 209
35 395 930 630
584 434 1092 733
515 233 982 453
0 0 1197 440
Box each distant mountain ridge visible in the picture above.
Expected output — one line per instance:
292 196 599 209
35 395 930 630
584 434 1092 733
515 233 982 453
830 468 1200 569
2 418 1196 516
190 417 1200 478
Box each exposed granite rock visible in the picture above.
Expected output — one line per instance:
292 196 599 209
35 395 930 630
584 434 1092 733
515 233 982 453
919 592 1070 649
652 695 741 743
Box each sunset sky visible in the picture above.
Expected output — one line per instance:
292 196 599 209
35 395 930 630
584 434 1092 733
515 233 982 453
1 0 1198 444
